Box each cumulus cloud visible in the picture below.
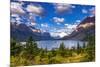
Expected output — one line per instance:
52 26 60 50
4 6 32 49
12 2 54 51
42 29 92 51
50 26 76 38
11 14 19 18
25 15 37 26
41 23 49 27
11 2 25 14
56 23 61 25
53 17 64 23
58 32 68 38
16 20 23 24
30 22 36 26
54 3 75 13
29 13 36 22
50 23 78 38
50 31 67 38
76 20 81 23
16 16 21 21
89 7 95 14
64 24 68 26
10 13 21 23
82 9 88 14
81 7 95 17
89 7 95 17
64 24 77 29
26 4 44 16
11 18 16 23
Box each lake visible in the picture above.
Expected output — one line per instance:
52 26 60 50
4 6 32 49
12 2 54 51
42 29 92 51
21 40 87 50
37 40 87 50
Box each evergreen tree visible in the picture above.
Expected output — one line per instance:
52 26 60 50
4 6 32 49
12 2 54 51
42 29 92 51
11 38 16 56
11 38 22 56
77 42 80 50
76 42 81 54
45 45 48 54
59 42 66 57
83 42 86 48
59 42 65 51
51 48 56 57
86 35 95 61
25 36 38 59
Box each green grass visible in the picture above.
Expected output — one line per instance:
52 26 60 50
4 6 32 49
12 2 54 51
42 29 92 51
10 51 95 66
10 35 95 66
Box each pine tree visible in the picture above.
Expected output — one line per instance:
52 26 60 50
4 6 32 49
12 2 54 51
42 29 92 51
76 42 81 54
40 49 45 59
86 35 95 61
59 42 66 57
11 38 17 56
59 42 65 51
11 38 22 56
83 42 86 48
25 36 38 59
77 42 80 50
51 48 56 57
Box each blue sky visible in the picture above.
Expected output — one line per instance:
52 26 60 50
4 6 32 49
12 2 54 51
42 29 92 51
10 1 95 37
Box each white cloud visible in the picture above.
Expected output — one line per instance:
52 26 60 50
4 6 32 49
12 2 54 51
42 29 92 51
50 27 73 38
26 4 44 16
64 24 69 26
50 24 78 38
57 23 61 25
30 22 36 26
82 9 88 14
71 5 76 8
50 23 78 38
16 17 21 21
53 17 64 23
67 24 77 29
16 20 23 24
64 24 77 29
89 7 95 17
11 14 19 18
41 23 48 27
29 13 36 22
89 7 95 13
50 32 67 38
11 2 25 14
11 13 21 23
76 20 81 23
81 7 95 17
58 32 67 38
54 3 75 13
11 18 16 23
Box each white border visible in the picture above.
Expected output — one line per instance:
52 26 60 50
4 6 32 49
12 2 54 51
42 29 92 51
0 0 10 67
18 0 95 5
0 0 99 67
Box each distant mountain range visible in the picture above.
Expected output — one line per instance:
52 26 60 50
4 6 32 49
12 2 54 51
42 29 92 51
63 16 95 40
11 16 95 41
11 22 53 41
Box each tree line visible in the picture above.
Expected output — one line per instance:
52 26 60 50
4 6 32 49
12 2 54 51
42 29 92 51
11 35 95 66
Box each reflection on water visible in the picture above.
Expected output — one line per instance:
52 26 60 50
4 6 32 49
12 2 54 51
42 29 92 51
36 40 87 50
21 40 87 50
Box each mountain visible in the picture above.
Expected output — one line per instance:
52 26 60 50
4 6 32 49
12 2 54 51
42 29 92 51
11 22 53 41
63 16 95 40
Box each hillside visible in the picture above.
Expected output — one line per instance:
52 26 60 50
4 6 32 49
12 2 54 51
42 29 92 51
63 16 95 40
11 22 53 41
